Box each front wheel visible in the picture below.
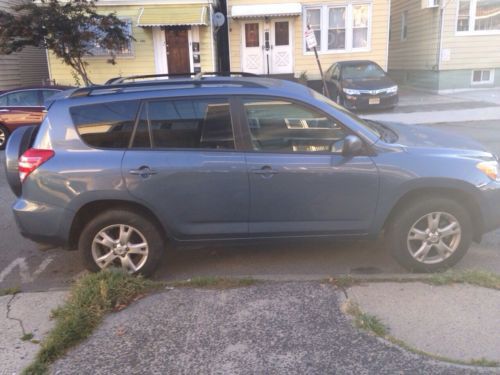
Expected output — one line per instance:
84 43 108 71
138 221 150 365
386 197 472 272
79 209 164 276
0 125 9 150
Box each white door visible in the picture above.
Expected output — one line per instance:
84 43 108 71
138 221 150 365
270 20 293 74
242 22 264 75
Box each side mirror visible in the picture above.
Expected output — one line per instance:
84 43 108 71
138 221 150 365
342 135 363 157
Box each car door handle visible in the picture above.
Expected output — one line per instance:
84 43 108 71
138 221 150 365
129 166 158 177
251 166 278 177
0 109 10 112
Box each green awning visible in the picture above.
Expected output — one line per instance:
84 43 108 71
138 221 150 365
137 5 209 27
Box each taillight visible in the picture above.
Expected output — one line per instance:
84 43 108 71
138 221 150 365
18 148 55 182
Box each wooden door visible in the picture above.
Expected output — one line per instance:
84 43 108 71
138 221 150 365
165 29 190 74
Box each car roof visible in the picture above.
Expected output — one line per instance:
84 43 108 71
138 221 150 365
338 60 379 67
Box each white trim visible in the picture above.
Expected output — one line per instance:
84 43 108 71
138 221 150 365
302 2 372 55
188 29 194 73
210 6 216 71
455 0 500 36
153 27 168 74
231 3 302 18
471 69 495 85
92 0 215 5
384 0 390 70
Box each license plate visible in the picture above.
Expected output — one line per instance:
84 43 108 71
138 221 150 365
369 97 381 105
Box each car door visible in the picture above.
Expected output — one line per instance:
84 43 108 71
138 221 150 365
122 97 250 239
240 96 379 236
0 90 45 131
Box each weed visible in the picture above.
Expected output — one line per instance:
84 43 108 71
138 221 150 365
21 333 34 341
0 286 21 296
169 276 256 289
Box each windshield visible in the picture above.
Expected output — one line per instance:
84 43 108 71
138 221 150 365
342 63 386 79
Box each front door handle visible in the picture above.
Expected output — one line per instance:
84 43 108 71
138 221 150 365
251 165 278 178
0 109 10 113
129 166 158 178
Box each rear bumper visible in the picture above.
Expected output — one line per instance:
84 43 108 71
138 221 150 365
12 198 73 248
344 93 399 111
478 181 500 234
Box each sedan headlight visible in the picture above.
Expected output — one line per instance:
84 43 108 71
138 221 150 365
477 161 500 182
386 85 398 94
343 88 361 95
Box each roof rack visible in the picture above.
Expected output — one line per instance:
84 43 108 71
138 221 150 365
69 72 261 98
105 71 257 85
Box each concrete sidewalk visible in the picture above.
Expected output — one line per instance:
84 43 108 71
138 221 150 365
51 281 499 374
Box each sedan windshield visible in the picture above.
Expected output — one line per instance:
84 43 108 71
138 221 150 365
342 63 386 79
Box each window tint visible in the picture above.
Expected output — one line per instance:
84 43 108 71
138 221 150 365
147 98 234 149
243 98 347 153
132 104 151 148
4 90 40 106
70 101 140 149
41 90 60 101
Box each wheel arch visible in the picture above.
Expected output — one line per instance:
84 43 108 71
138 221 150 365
383 187 484 242
68 199 169 250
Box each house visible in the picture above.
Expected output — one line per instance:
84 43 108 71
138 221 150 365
388 0 500 92
0 0 49 90
226 0 391 79
47 0 220 86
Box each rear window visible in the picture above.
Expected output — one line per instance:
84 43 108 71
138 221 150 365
70 101 140 149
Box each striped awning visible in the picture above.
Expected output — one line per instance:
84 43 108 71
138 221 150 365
137 5 209 27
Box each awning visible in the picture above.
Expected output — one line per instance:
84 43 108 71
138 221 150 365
137 5 209 27
231 3 302 19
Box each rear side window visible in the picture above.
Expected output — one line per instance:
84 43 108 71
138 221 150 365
143 98 235 150
70 101 140 149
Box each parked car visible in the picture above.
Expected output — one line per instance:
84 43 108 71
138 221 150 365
325 60 399 111
4 74 500 276
0 86 71 149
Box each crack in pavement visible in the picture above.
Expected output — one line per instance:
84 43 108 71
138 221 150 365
6 294 27 336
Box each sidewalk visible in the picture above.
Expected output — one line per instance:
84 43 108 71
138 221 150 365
49 280 499 374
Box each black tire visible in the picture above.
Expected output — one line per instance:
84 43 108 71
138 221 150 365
386 197 473 273
0 125 9 150
79 209 165 277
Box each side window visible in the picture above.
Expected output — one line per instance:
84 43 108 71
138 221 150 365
132 104 151 148
333 65 340 80
243 98 347 153
0 95 7 106
70 101 140 149
41 90 60 101
147 98 235 150
5 90 40 106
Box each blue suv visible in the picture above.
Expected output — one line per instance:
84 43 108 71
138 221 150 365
5 73 500 275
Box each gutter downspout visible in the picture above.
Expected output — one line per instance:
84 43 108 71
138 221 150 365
436 2 445 72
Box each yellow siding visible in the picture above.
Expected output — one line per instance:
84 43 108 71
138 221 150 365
387 0 440 71
199 26 215 72
228 0 390 78
48 6 155 86
440 2 500 70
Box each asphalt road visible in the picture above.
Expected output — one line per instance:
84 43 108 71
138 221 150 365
0 120 499 292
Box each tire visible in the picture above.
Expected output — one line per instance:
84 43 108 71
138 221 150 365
386 197 473 273
79 209 165 277
0 125 9 150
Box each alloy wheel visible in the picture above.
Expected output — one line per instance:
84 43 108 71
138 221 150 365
0 128 6 147
91 224 149 273
407 212 461 264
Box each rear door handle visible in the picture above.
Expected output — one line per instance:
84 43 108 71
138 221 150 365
129 166 158 177
0 109 10 113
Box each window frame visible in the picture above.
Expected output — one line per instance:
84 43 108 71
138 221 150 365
456 0 500 36
302 2 372 55
128 96 245 152
236 94 368 156
84 18 135 59
0 89 45 108
471 69 495 85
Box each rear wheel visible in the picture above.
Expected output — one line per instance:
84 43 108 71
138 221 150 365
0 125 9 150
387 197 472 272
79 209 164 276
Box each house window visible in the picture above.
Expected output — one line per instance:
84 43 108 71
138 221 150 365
86 19 133 57
245 23 260 47
471 69 495 84
457 0 500 33
304 2 371 53
401 11 408 40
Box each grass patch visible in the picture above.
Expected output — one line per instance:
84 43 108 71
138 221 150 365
343 299 499 368
327 275 360 288
168 276 257 289
427 269 500 290
0 286 21 296
21 333 34 341
343 300 388 337
22 270 161 375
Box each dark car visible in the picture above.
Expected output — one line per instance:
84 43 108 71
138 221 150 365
325 60 399 111
4 73 500 276
0 86 71 149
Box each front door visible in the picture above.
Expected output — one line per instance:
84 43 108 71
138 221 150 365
242 22 264 75
165 29 190 74
241 97 379 235
270 20 293 74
